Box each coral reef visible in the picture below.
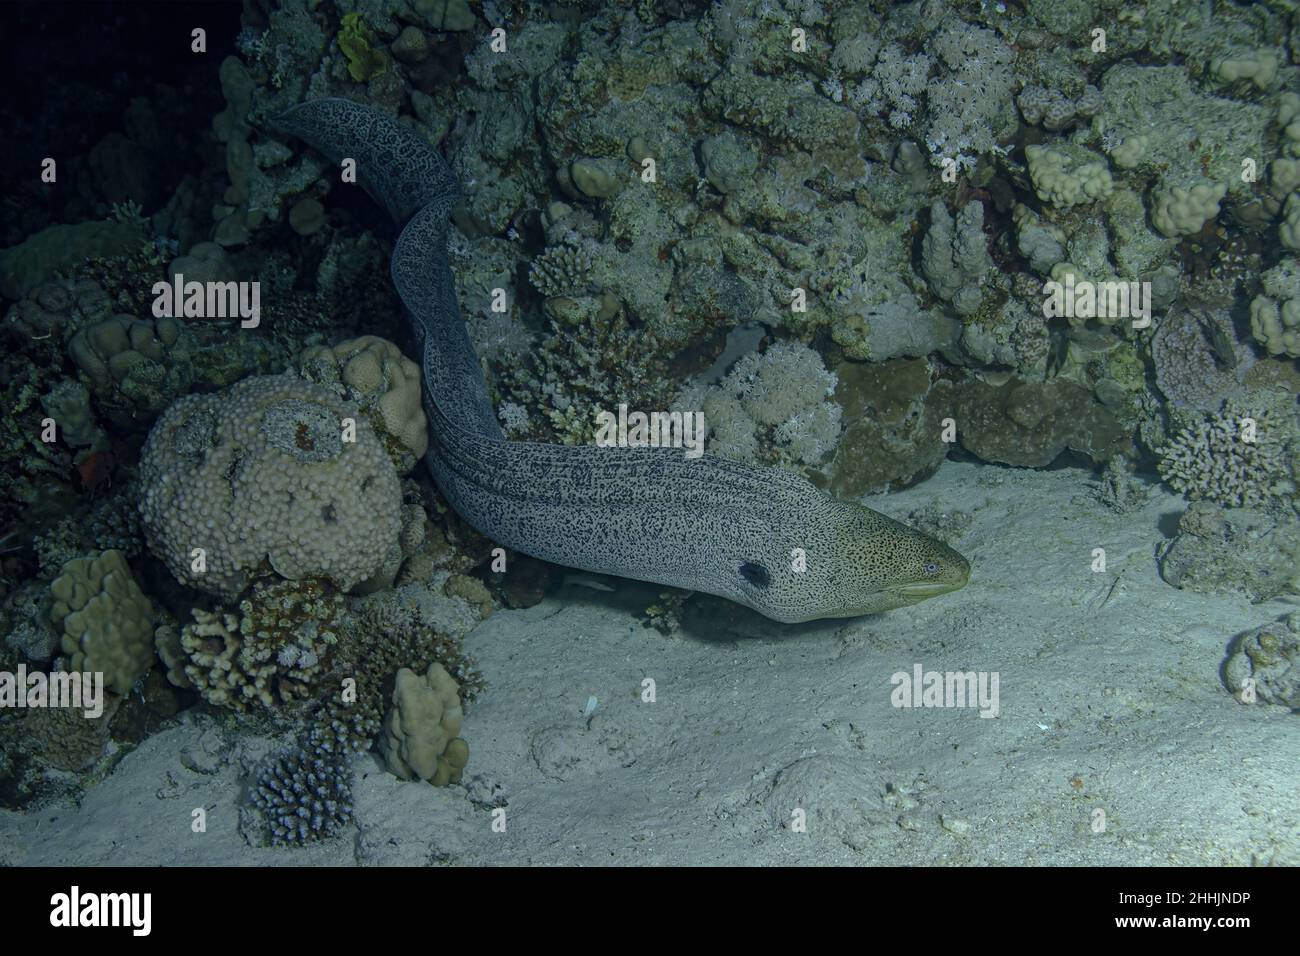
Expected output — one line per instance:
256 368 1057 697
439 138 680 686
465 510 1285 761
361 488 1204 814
343 589 486 706
13 695 122 773
40 379 100 450
500 293 676 446
4 0 1300 854
1017 83 1103 131
243 586 485 844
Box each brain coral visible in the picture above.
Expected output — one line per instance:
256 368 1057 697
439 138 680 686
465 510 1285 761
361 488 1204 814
50 549 154 695
138 373 402 597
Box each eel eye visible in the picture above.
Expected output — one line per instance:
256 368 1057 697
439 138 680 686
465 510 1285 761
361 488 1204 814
739 561 771 588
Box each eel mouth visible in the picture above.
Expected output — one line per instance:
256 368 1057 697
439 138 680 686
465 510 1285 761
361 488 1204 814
891 581 964 600
891 557 971 600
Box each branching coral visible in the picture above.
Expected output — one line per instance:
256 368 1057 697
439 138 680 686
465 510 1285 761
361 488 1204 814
176 578 344 712
35 482 146 577
248 724 360 846
1158 404 1290 508
1150 304 1249 412
343 593 486 706
243 587 486 845
499 299 675 445
528 242 595 298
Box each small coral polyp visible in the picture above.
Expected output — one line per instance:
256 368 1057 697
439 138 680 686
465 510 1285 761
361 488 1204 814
138 373 403 598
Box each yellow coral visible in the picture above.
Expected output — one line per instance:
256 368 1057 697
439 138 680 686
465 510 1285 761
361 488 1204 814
338 13 387 83
379 663 469 785
51 549 154 696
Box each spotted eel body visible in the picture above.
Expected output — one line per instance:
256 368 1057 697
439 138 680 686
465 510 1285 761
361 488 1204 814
275 99 970 623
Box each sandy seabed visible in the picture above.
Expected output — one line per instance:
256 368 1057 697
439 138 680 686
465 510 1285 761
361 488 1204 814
2 461 1296 866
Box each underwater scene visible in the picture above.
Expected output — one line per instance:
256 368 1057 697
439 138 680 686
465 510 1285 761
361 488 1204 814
0 0 1296 870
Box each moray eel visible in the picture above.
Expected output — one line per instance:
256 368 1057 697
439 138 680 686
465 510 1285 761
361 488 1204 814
275 99 970 623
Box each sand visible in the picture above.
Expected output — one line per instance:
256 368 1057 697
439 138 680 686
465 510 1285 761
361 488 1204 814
2 461 1296 866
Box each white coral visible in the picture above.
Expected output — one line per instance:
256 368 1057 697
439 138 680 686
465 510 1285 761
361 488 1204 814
1151 179 1226 238
1158 404 1289 508
1025 144 1113 208
921 25 1015 169
675 343 841 469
